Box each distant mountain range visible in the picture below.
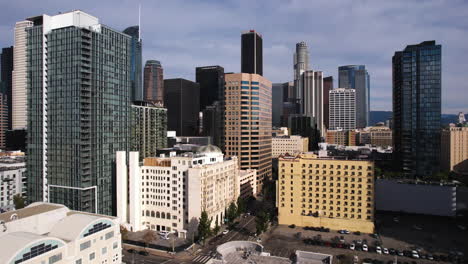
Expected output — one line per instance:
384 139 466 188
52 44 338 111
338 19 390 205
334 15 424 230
369 111 460 126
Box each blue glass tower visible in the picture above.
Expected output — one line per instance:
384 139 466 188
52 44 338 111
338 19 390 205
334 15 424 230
392 41 441 178
338 65 370 128
123 26 143 102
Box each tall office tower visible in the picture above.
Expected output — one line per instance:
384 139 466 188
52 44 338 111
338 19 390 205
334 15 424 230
302 70 324 137
123 26 143 102
0 92 7 148
131 102 167 160
241 30 263 76
338 65 370 128
1 47 13 130
144 60 164 104
164 78 200 136
12 20 33 130
293 41 310 103
201 101 223 148
272 83 285 127
323 76 333 129
393 41 441 178
288 115 319 151
225 73 272 193
25 11 131 215
329 88 356 130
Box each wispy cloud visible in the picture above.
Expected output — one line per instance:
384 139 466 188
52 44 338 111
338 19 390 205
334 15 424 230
0 0 466 114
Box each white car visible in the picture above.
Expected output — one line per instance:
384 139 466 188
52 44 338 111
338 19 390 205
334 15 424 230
349 243 355 250
362 244 368 252
411 250 420 259
376 246 382 254
383 248 389 254
256 237 261 243
158 231 169 236
222 230 229 235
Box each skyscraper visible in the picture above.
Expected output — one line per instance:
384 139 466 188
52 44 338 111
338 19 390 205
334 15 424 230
272 83 285 127
123 26 143 102
25 11 131 215
338 65 370 128
143 60 164 104
241 30 263 76
302 70 324 137
0 90 7 148
12 20 33 130
323 76 333 129
164 78 200 136
1 47 13 131
196 65 225 110
329 88 356 130
392 40 441 178
293 41 310 103
224 73 272 193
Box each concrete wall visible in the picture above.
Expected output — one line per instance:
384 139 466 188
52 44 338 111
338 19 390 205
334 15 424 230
375 179 457 216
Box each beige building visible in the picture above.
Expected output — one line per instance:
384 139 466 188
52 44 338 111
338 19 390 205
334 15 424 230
239 169 257 200
0 202 122 264
326 130 357 146
224 73 272 194
272 135 309 158
117 145 240 238
359 125 392 148
277 153 375 233
441 127 468 174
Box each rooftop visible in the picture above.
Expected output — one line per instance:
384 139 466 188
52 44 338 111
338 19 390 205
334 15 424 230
0 203 64 223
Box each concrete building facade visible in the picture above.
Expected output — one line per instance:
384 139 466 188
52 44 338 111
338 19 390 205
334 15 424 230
326 130 357 146
224 73 272 194
441 127 468 174
329 88 356 130
303 70 324 137
272 135 309 158
144 60 164 104
277 153 375 233
0 154 26 211
239 169 257 200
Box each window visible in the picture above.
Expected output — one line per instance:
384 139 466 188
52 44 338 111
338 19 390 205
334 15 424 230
49 253 62 264
102 247 107 254
80 241 91 251
113 241 118 249
89 252 95 260
75 259 82 264
105 231 114 240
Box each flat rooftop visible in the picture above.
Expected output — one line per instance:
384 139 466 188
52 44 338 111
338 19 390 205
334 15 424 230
0 203 64 223
222 252 291 264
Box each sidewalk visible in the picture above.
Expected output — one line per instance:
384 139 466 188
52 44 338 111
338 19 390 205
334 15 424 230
123 242 199 261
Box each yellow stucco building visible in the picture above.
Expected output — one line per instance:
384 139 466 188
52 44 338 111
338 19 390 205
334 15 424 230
277 153 375 233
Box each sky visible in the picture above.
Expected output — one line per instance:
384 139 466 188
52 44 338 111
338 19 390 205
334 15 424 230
1 0 467 114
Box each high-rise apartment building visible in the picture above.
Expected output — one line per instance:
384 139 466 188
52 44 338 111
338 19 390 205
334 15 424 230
329 88 356 130
1 47 13 131
441 127 468 174
323 76 333 129
144 60 164 104
116 147 240 237
393 41 441 178
338 65 370 128
303 70 324 137
25 11 131 215
131 103 167 160
293 41 310 102
123 26 143 102
224 73 272 193
277 153 375 233
12 20 33 130
0 154 26 211
164 78 200 136
241 30 263 76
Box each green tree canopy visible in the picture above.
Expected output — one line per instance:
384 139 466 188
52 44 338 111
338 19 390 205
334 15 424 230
13 194 25 210
197 211 212 243
226 202 238 224
255 210 269 235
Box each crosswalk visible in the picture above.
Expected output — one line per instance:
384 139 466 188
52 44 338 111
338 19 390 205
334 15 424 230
192 254 213 263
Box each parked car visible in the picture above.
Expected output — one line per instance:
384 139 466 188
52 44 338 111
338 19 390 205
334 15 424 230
362 244 368 252
383 248 389 255
353 231 361 235
222 230 229 235
397 250 404 256
362 258 373 264
411 250 420 259
376 246 382 254
127 249 136 254
349 243 356 250
339 229 350 234
288 224 296 228
427 254 434 260
389 248 396 255
138 251 149 256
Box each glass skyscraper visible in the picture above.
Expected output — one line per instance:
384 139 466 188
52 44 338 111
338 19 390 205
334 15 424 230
26 11 131 215
392 40 441 178
123 26 143 102
338 65 370 128
241 30 263 76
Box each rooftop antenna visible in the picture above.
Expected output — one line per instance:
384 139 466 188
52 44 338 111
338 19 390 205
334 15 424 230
138 4 141 41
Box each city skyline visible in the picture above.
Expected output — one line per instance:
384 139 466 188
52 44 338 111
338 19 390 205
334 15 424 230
0 0 466 114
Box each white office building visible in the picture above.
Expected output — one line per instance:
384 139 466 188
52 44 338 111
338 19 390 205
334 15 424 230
0 202 122 264
329 88 356 130
271 135 309 158
117 145 240 238
0 154 26 211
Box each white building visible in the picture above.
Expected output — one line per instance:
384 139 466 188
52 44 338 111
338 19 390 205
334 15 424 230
329 88 356 130
271 135 309 158
0 155 26 211
239 169 257 200
0 202 122 264
303 70 325 137
117 145 240 238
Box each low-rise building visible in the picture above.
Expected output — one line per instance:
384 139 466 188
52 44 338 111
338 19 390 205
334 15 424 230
272 135 309 158
0 154 26 211
326 130 357 146
117 145 240 238
239 169 257 200
441 127 468 174
358 125 392 148
0 202 122 264
277 153 375 233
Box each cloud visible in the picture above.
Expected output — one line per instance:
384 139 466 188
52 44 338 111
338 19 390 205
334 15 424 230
0 0 466 114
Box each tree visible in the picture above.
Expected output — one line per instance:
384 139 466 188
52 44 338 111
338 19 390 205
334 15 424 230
13 194 25 209
255 210 269 235
120 225 129 241
226 202 238 224
142 229 157 250
213 222 220 235
197 211 212 244
236 197 246 215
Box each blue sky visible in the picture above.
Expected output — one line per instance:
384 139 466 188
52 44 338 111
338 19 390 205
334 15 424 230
1 0 467 114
